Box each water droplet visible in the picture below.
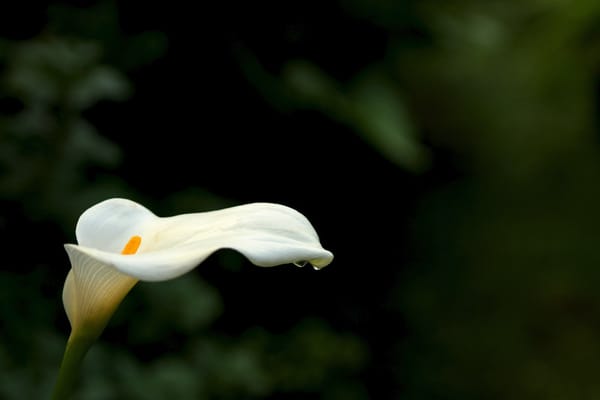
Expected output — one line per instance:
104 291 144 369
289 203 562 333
293 260 308 268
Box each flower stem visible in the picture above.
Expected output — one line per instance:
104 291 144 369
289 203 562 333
51 332 96 400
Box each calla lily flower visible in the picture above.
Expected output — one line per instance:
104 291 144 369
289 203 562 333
52 198 332 399
63 197 333 334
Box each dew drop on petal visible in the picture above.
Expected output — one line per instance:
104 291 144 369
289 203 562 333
293 260 308 268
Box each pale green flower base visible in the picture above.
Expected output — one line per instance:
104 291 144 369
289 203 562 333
51 333 96 400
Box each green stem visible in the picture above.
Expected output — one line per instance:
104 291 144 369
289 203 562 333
51 332 96 400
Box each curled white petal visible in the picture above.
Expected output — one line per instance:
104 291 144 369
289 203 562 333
76 198 156 253
67 199 333 281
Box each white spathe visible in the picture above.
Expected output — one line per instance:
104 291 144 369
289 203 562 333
62 198 333 335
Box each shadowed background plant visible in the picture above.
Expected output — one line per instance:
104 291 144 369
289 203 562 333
1 0 600 399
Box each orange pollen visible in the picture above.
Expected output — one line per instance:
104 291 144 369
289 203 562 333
121 235 142 255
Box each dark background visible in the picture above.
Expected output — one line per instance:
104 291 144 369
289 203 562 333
1 1 600 399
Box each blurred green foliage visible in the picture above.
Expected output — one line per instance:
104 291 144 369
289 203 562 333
239 52 430 171
391 1 600 399
0 36 130 224
396 0 600 180
70 276 366 400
